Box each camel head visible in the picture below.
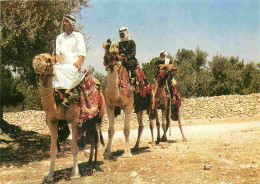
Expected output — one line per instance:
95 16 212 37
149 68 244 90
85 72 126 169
103 40 119 70
156 64 178 87
157 64 178 73
32 53 54 75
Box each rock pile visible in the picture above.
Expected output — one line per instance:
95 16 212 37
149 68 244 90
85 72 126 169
181 93 259 119
2 93 259 134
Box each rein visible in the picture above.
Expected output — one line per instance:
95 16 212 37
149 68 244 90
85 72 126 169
40 74 54 99
41 89 54 99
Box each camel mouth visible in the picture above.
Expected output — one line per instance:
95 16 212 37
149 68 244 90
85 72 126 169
109 51 118 56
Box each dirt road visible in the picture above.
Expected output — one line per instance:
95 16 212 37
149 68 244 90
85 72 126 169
0 120 259 184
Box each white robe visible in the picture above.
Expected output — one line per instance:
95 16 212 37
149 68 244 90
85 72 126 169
53 31 87 89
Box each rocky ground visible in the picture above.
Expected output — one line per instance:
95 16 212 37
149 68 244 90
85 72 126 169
0 111 259 184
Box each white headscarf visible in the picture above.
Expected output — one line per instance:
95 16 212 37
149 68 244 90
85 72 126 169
119 27 130 42
62 14 76 31
159 51 170 64
159 51 166 61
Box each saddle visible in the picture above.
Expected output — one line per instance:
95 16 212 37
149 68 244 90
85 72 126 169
55 73 103 122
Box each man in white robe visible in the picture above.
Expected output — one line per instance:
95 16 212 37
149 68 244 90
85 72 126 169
52 14 87 107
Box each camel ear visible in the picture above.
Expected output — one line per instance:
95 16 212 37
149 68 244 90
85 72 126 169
102 43 107 49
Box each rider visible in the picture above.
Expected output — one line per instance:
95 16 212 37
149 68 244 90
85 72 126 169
155 51 174 96
117 27 138 89
155 51 172 66
52 14 87 107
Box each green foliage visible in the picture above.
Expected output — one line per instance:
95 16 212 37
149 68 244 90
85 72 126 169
16 81 42 111
142 57 157 83
240 62 260 94
1 0 90 111
1 0 90 86
143 48 259 98
87 66 107 90
1 68 24 109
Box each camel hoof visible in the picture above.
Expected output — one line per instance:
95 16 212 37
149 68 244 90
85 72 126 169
161 136 168 142
133 144 139 151
150 144 157 149
71 173 81 179
57 151 64 158
182 138 188 142
122 152 132 158
103 151 112 159
44 173 53 182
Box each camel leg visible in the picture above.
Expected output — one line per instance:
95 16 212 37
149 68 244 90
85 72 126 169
178 111 187 142
122 106 132 158
104 105 115 158
155 110 160 144
161 109 168 142
134 111 144 149
96 124 104 161
44 119 58 182
166 102 171 132
71 122 81 179
89 136 95 175
149 118 156 148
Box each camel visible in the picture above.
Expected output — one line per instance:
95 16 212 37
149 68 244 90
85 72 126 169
149 64 187 146
102 41 145 158
32 53 104 181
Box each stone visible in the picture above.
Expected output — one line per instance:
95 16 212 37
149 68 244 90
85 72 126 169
224 141 230 146
130 171 138 177
203 164 213 170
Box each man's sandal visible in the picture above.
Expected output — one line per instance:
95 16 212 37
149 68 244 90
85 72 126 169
62 98 70 107
68 92 79 101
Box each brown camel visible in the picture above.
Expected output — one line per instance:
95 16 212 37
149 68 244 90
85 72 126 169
32 53 104 181
102 41 145 158
149 64 187 147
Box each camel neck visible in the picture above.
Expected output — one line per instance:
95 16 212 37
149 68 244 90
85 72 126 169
107 66 120 101
39 76 58 114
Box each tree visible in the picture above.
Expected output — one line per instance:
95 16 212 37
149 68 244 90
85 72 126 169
87 66 107 90
1 0 91 113
241 62 260 94
142 57 157 84
1 0 90 85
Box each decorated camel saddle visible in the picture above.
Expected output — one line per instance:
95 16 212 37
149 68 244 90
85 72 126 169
32 53 104 122
103 41 153 113
154 63 181 120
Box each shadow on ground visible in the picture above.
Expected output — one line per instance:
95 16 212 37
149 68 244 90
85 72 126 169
41 161 104 184
0 119 69 167
105 146 151 161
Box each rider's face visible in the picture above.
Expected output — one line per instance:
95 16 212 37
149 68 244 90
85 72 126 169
120 32 125 38
63 18 72 32
161 53 165 58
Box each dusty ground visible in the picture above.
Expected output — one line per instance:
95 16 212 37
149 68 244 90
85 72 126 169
0 116 259 184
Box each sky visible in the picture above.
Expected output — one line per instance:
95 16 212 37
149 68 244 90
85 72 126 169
77 0 259 73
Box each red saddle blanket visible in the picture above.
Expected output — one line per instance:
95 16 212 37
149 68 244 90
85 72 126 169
55 72 103 122
104 64 153 113
77 72 103 122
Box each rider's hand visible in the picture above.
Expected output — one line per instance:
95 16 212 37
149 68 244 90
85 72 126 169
74 56 84 72
51 54 59 63
74 60 82 72
117 55 122 61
